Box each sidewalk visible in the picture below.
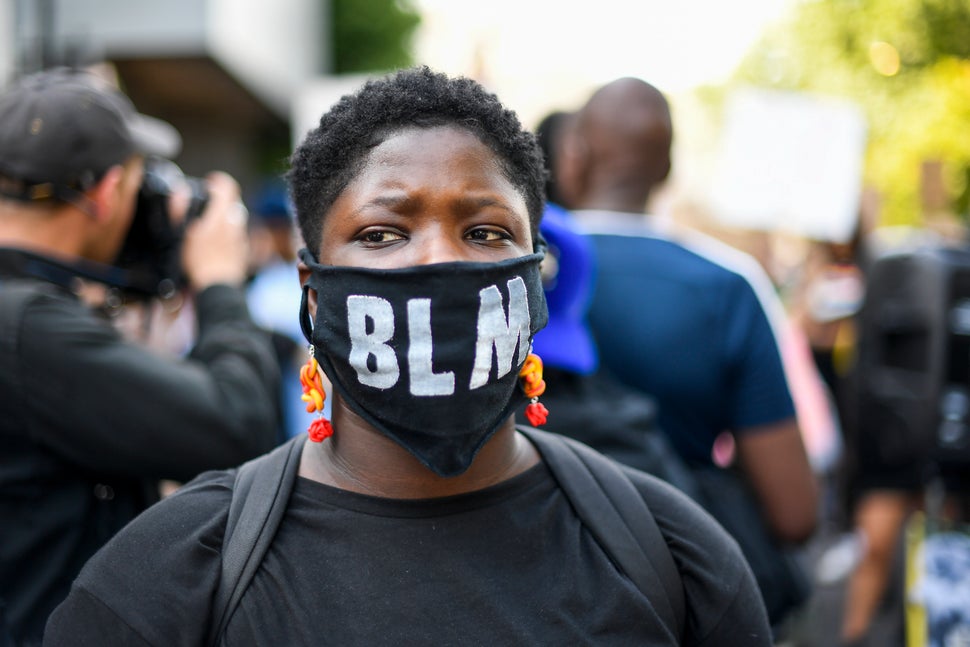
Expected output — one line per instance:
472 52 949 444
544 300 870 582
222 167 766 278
783 524 906 647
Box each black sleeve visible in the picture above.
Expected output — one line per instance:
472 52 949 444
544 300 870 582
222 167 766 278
622 466 773 646
19 284 280 482
43 471 233 647
693 578 774 647
43 588 153 647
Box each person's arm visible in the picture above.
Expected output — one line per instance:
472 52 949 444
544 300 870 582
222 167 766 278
21 173 279 482
43 472 232 646
44 588 154 647
691 573 774 647
735 418 819 544
20 287 278 482
720 267 819 545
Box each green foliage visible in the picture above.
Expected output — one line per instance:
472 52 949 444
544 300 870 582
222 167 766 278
919 0 970 60
734 0 970 226
331 0 421 74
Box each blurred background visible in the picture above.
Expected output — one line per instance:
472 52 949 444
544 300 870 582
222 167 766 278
4 2 970 644
4 0 968 253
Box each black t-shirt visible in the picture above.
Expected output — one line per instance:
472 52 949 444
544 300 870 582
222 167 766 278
45 456 770 646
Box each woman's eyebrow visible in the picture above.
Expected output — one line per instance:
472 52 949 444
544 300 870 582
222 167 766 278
350 195 516 218
349 194 417 216
452 196 515 213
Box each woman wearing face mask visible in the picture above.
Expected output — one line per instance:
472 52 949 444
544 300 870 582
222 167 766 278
45 68 770 646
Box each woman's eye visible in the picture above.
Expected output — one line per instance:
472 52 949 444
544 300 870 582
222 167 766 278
361 230 404 244
467 228 507 242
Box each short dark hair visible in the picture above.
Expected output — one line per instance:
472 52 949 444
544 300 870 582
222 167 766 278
288 66 546 256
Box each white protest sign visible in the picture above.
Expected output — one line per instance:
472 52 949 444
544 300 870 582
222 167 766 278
708 88 867 243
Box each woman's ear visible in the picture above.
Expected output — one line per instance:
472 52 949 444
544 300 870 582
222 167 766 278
298 261 318 318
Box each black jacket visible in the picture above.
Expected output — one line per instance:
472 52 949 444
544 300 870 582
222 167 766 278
0 248 280 646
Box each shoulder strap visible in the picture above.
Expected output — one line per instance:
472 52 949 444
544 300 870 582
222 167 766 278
519 426 686 639
208 434 306 645
208 428 686 641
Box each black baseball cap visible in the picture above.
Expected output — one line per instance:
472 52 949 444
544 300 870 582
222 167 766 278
0 67 181 203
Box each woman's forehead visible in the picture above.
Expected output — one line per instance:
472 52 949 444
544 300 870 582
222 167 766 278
366 125 500 167
339 126 517 200
313 124 534 260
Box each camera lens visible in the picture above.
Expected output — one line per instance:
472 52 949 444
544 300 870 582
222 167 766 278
111 157 209 298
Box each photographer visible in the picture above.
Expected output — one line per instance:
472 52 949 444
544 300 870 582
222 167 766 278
0 68 279 645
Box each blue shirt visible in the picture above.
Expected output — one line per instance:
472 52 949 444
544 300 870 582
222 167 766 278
575 212 795 465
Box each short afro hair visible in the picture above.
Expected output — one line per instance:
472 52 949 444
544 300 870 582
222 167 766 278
288 66 546 256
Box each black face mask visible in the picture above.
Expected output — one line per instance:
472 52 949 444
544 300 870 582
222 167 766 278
299 248 548 477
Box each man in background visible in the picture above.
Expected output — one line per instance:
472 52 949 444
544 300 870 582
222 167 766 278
0 67 279 644
558 77 819 627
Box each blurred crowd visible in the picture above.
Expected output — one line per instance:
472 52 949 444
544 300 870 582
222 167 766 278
1 62 969 647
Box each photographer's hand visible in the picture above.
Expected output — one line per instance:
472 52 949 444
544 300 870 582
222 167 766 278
181 172 249 291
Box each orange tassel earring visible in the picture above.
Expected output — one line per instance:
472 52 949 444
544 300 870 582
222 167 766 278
519 353 549 426
300 347 334 442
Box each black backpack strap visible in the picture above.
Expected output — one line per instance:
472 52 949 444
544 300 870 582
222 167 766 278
519 426 686 638
208 434 306 645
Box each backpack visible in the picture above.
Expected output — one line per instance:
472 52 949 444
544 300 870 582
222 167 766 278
519 368 701 500
529 369 808 626
207 427 685 645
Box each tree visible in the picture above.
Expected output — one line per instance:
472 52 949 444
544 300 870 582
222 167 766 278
331 0 421 74
734 0 970 227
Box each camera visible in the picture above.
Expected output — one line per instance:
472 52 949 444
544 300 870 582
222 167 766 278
112 157 209 299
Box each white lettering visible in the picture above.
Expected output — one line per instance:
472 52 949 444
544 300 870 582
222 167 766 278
347 295 399 389
407 299 455 396
469 277 531 390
